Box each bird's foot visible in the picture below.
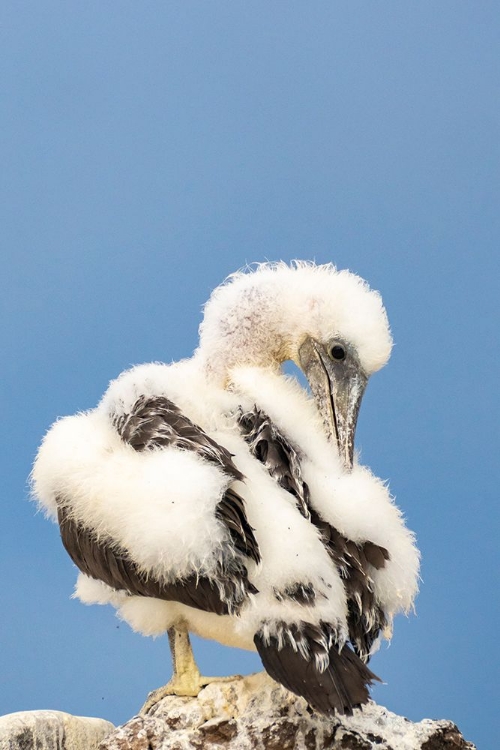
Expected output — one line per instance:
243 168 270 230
140 673 243 714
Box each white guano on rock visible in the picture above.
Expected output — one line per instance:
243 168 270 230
0 710 114 750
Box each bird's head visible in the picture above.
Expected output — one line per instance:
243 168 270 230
198 261 392 469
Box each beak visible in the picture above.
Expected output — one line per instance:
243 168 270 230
298 337 368 469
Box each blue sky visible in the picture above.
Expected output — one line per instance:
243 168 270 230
1 3 498 747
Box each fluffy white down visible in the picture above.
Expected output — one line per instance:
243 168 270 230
116 595 257 650
74 573 127 608
99 360 245 436
199 262 392 383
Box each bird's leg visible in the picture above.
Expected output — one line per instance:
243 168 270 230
167 626 206 694
140 624 243 714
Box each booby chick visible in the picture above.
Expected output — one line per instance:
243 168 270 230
32 261 419 716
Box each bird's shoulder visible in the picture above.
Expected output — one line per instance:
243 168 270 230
98 360 246 484
99 360 198 422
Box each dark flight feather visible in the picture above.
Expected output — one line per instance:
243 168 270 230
238 407 311 519
308 508 388 659
216 487 261 565
254 621 380 716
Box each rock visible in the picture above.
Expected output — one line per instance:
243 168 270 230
0 709 114 750
98 673 476 750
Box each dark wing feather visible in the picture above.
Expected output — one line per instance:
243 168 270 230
216 487 261 564
58 505 254 615
114 395 244 481
254 622 380 716
308 509 388 659
239 406 389 660
239 408 310 519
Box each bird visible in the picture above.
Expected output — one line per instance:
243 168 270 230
31 261 419 717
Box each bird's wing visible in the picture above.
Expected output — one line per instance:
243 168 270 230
34 392 259 618
239 405 388 658
57 501 255 616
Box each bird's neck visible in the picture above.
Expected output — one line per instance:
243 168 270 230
197 350 283 391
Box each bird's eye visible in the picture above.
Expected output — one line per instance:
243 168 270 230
330 344 346 361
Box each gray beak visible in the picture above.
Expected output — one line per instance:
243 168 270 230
298 337 368 469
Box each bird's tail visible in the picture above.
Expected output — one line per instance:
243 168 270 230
254 621 380 715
